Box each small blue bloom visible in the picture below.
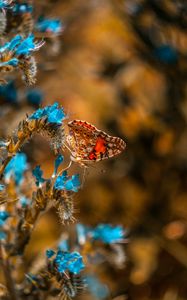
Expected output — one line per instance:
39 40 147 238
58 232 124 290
54 154 64 175
46 103 66 124
58 239 69 251
54 171 68 190
20 196 29 208
0 184 4 191
53 250 85 275
12 3 33 14
0 35 22 53
29 108 45 119
32 166 46 187
54 172 80 192
46 249 55 258
0 58 19 67
0 211 9 226
0 34 43 57
92 224 124 244
0 0 12 10
64 175 81 192
0 211 9 221
4 153 28 185
0 81 18 103
29 102 66 125
15 34 40 56
26 88 43 106
154 45 178 64
36 17 63 34
0 231 6 240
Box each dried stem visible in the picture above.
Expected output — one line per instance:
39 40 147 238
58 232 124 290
0 242 18 300
10 183 52 256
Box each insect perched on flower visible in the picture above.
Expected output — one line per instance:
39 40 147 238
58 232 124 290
66 120 126 164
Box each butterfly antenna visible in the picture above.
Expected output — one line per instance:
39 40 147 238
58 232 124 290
57 160 73 177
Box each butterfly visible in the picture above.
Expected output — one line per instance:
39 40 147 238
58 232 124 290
66 120 126 164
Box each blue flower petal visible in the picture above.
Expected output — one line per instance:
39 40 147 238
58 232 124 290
32 165 46 186
4 153 28 185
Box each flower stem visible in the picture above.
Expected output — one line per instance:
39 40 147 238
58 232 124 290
0 242 18 300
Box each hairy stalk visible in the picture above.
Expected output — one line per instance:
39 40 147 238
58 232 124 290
10 182 52 256
0 243 18 300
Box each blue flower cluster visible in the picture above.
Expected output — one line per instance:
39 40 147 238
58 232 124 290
54 171 81 192
76 223 125 244
0 210 9 240
0 34 43 68
36 17 63 34
4 153 28 185
92 224 125 244
46 250 85 275
29 102 66 125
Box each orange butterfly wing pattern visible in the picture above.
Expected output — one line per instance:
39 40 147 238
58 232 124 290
66 120 126 163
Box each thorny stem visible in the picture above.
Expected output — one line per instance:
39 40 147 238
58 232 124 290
0 242 18 300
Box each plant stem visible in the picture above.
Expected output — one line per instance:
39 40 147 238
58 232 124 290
0 242 18 300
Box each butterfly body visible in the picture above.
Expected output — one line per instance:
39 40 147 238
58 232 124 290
67 120 126 164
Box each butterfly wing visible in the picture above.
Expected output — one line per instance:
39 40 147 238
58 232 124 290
67 120 98 161
67 120 126 162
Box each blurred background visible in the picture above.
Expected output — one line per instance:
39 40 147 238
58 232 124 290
1 0 187 299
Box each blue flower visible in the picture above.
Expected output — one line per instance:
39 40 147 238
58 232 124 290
0 58 18 67
0 0 12 10
26 88 43 106
54 173 81 192
32 166 46 187
0 35 22 53
0 34 43 56
154 45 178 64
0 231 6 240
46 249 55 259
0 81 18 103
20 196 29 208
0 211 9 226
29 102 66 125
92 224 125 244
47 107 65 124
54 171 67 189
54 154 64 175
52 250 85 275
36 17 63 34
12 3 33 14
0 184 4 191
4 153 28 185
15 34 43 56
